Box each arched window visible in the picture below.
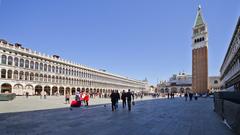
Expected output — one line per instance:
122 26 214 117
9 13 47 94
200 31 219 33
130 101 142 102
69 69 71 75
66 69 68 75
40 63 43 70
58 76 62 83
30 61 34 69
44 74 47 82
52 66 55 73
35 62 39 70
59 67 62 74
44 64 47 71
30 73 34 81
8 56 13 65
1 69 6 78
1 55 6 64
25 60 29 68
48 75 51 82
52 76 55 83
48 65 51 72
35 73 39 81
62 77 64 84
13 70 18 80
40 74 43 81
56 66 59 73
20 59 24 67
56 76 58 83
214 80 218 84
14 57 19 66
7 70 12 79
25 72 29 80
66 77 68 84
19 71 24 80
62 68 65 74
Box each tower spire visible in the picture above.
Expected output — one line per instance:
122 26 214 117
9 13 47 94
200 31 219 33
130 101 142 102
194 5 205 27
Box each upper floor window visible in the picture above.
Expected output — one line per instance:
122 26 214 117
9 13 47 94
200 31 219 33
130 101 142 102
30 61 34 69
25 60 29 68
44 64 47 71
56 66 59 73
48 65 51 72
62 68 65 74
52 66 55 73
40 63 43 70
1 69 6 78
66 69 68 75
1 55 6 64
35 62 39 70
8 56 13 65
59 67 62 74
20 59 24 67
14 57 19 66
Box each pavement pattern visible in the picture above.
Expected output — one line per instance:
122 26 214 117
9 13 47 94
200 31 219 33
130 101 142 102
0 98 236 135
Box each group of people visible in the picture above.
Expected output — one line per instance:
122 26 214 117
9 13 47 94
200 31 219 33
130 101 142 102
110 89 134 111
184 92 198 101
65 91 90 106
75 91 90 106
167 93 175 99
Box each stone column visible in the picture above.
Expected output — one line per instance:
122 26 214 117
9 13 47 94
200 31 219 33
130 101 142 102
50 86 53 96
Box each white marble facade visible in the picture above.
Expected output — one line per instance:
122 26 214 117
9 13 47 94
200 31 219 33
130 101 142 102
0 40 147 96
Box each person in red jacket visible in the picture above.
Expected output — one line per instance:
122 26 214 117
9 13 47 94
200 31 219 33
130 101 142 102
84 93 90 106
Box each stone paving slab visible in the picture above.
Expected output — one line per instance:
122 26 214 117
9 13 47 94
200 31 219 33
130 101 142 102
0 98 236 135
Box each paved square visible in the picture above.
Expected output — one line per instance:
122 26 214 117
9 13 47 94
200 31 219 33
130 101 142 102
0 98 236 135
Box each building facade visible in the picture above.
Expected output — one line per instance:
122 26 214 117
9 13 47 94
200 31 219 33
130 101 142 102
0 39 147 96
156 72 192 94
220 17 240 91
156 72 220 93
192 6 209 94
208 76 221 92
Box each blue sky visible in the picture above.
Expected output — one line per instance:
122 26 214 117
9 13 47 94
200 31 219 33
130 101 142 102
0 0 239 85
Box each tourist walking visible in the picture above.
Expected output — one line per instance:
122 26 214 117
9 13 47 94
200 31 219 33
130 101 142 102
126 89 134 111
84 93 90 106
184 93 188 101
115 90 120 109
65 92 70 104
194 93 198 100
75 91 80 101
81 92 86 105
167 93 170 99
189 93 193 101
121 90 127 108
110 90 117 111
26 92 29 98
44 91 47 99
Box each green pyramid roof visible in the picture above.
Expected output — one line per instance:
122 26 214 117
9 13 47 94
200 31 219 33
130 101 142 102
194 6 205 27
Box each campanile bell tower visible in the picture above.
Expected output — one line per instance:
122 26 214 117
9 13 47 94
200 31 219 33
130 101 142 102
192 5 209 94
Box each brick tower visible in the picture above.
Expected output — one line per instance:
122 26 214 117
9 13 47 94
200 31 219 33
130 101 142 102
192 5 209 94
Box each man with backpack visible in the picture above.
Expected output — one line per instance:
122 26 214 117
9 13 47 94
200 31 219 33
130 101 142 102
126 89 134 111
121 90 127 108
